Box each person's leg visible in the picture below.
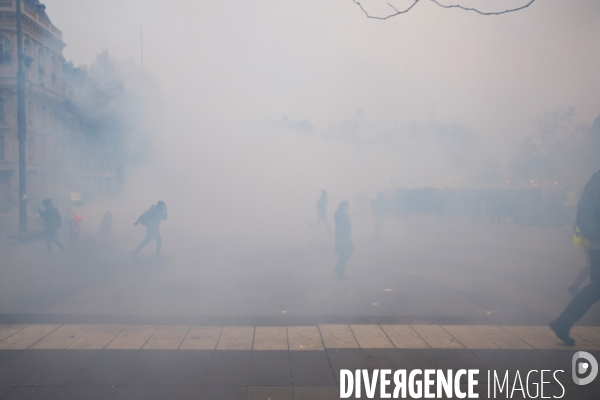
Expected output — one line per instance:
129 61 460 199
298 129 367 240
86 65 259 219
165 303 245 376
568 267 591 297
133 230 153 257
52 236 65 251
340 253 350 277
47 230 64 251
155 231 163 257
44 231 53 254
551 282 600 344
551 249 600 345
334 253 351 279
334 254 343 277
568 246 592 296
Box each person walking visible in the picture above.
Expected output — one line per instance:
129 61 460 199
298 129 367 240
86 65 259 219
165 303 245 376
99 212 113 238
39 199 64 254
334 201 354 280
310 190 331 231
550 170 600 346
133 201 167 259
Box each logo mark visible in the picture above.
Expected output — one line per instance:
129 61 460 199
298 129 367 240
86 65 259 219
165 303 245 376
572 351 598 385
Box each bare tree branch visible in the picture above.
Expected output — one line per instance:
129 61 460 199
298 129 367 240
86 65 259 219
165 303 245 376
351 0 420 20
351 0 536 19
430 0 536 15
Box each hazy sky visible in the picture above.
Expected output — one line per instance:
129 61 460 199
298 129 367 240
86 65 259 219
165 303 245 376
44 0 600 135
40 0 600 234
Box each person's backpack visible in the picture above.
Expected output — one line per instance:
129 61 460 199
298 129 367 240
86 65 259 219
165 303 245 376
138 206 156 226
576 171 600 242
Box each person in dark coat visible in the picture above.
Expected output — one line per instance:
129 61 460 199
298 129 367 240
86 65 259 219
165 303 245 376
310 190 331 231
334 201 354 279
99 212 113 238
550 170 600 345
133 201 167 258
39 199 64 254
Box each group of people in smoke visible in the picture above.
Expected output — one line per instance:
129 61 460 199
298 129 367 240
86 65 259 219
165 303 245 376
40 167 600 346
310 170 600 345
38 198 168 258
371 186 577 227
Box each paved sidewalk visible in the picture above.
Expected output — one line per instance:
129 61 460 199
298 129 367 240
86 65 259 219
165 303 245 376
1 324 600 351
0 324 599 399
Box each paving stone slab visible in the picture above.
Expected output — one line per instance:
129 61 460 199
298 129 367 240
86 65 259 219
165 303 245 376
248 351 292 386
246 386 294 400
289 351 336 386
204 350 252 386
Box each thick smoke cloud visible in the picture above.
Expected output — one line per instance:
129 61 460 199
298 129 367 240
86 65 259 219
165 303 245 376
39 0 600 248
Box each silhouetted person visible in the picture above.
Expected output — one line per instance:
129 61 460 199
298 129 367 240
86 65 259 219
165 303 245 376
310 190 331 230
99 212 112 238
39 199 64 254
550 171 600 345
334 201 353 280
133 201 167 258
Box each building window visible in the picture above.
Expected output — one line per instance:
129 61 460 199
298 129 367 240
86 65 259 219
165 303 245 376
51 55 59 84
0 134 4 160
23 39 32 69
41 106 46 127
37 48 45 78
0 34 11 63
0 98 4 121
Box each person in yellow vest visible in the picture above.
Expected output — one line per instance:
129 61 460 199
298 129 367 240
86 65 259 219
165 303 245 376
567 226 591 297
550 171 600 346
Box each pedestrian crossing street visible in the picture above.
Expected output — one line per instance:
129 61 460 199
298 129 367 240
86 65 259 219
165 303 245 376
0 324 598 351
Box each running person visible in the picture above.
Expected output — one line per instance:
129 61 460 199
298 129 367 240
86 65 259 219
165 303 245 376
39 199 64 254
550 171 600 345
133 201 167 258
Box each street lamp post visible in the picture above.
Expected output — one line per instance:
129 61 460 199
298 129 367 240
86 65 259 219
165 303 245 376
16 0 27 233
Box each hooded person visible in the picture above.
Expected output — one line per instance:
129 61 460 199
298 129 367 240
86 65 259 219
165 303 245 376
309 189 331 230
133 200 167 258
39 199 64 254
550 170 600 345
334 201 354 279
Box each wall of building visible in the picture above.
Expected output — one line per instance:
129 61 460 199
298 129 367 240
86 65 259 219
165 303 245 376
0 0 117 212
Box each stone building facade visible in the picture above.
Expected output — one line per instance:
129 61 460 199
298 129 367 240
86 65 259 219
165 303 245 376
0 0 117 211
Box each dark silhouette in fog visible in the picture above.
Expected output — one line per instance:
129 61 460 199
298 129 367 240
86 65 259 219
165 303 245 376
334 201 354 280
99 212 113 238
133 201 168 258
39 199 64 254
309 190 331 231
550 170 600 346
388 187 575 227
